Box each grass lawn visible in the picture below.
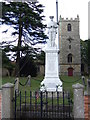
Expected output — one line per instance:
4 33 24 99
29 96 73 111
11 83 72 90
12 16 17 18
60 75 87 90
2 76 43 91
2 75 88 106
2 75 87 92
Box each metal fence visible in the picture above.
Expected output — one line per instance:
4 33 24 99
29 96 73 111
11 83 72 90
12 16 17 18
14 91 73 119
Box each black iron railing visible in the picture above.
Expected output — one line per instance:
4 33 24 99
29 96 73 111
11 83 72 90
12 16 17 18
14 91 73 119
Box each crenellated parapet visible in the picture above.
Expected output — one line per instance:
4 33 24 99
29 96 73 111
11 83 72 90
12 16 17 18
59 15 79 22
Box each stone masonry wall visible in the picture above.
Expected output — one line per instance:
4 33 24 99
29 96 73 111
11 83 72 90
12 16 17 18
84 95 90 120
59 15 81 76
60 64 81 76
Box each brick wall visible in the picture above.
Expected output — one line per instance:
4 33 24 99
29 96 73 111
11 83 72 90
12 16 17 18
0 91 1 120
84 95 90 120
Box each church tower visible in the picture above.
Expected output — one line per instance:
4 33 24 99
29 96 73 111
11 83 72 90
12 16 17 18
59 15 81 76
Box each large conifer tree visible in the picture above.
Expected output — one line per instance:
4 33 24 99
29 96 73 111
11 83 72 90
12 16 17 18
1 1 47 76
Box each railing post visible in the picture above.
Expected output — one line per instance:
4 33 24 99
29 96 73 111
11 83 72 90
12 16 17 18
40 91 43 118
52 92 53 118
72 83 84 119
57 91 59 118
0 89 2 120
63 91 65 118
14 77 19 95
35 91 37 117
30 91 32 111
46 91 48 118
2 83 14 119
15 90 17 119
68 92 71 118
25 91 26 111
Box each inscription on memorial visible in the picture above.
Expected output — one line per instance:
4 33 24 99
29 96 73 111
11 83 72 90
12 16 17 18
47 53 56 71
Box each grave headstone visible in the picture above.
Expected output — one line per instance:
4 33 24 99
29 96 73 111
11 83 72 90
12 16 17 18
27 75 31 86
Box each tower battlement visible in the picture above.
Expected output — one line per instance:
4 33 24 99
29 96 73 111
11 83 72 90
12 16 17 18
59 15 79 22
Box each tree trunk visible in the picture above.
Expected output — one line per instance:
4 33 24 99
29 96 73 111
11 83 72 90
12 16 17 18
15 15 22 77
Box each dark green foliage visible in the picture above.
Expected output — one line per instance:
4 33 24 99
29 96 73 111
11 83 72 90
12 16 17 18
88 39 90 74
1 2 47 44
20 55 37 77
1 1 47 76
36 50 45 65
80 40 88 63
2 50 15 75
81 39 90 75
4 45 29 53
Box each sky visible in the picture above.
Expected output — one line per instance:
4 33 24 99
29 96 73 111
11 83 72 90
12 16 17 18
89 1 90 39
39 0 90 40
0 0 89 43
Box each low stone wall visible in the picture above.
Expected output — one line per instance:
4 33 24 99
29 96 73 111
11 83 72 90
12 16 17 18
84 79 90 120
84 95 90 119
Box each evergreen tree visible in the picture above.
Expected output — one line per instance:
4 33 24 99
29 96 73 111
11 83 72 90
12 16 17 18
80 40 88 64
36 50 45 65
80 39 90 75
88 39 90 75
1 1 47 76
2 50 15 75
20 55 37 77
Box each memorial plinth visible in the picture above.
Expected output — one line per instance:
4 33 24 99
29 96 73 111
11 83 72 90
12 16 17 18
40 16 62 92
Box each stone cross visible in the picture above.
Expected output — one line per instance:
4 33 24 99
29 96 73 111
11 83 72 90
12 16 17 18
67 36 74 43
47 16 57 47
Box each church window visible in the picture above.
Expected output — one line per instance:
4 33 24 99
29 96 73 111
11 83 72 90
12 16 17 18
68 54 72 63
69 45 71 49
67 24 71 31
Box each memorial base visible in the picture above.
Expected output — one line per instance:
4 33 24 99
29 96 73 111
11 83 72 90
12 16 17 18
40 77 62 92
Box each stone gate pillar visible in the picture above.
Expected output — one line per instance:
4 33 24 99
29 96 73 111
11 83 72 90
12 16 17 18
72 83 84 119
2 83 14 119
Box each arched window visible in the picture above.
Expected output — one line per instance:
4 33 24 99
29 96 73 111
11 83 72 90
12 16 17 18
67 24 71 31
69 45 71 49
68 54 72 63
